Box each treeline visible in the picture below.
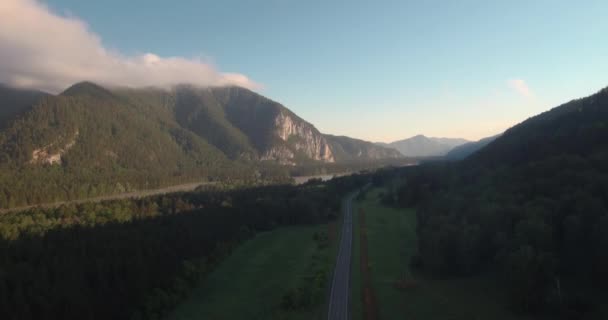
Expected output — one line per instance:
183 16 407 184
0 166 236 210
0 174 369 320
286 158 415 177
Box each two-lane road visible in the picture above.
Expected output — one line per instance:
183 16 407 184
327 192 356 320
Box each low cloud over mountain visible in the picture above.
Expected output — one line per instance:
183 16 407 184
0 0 259 93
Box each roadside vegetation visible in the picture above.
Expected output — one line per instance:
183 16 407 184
351 199 363 320
353 186 535 320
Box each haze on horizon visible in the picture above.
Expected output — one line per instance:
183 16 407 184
1 0 607 142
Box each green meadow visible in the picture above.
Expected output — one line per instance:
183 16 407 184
352 187 534 320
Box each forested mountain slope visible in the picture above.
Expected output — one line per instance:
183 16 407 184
172 85 335 164
444 134 499 160
0 85 49 129
324 134 402 161
392 86 608 318
0 82 248 208
471 88 608 167
0 82 399 208
117 84 398 164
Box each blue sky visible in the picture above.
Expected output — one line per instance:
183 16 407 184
35 1 608 140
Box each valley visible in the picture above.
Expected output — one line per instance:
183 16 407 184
2 83 608 320
2 84 608 320
2 2 607 320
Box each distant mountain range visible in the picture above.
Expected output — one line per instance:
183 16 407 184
378 135 469 157
0 82 401 208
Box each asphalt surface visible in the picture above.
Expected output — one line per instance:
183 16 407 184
327 192 356 320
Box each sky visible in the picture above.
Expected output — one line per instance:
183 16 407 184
1 0 608 142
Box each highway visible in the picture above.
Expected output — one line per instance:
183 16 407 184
327 192 356 320
0 182 213 214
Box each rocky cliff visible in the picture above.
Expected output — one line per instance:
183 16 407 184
267 110 334 164
208 86 336 165
181 86 397 164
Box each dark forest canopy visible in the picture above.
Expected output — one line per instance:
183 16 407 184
0 173 370 320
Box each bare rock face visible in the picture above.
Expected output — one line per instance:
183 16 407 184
30 130 79 165
260 146 295 165
262 111 335 164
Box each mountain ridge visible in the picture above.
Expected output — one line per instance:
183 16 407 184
379 134 469 157
469 86 608 167
0 81 401 208
324 134 402 161
404 85 608 317
0 85 49 129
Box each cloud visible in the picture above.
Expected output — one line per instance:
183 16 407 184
507 79 532 98
0 0 259 93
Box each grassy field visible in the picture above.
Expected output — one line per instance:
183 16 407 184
169 216 342 320
352 187 535 320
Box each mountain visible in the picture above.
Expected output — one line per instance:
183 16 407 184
444 134 500 160
382 135 469 157
430 137 470 147
0 82 398 208
122 84 402 165
471 87 608 167
323 134 402 161
0 85 49 128
200 86 335 164
164 85 339 164
400 86 608 316
0 82 251 207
